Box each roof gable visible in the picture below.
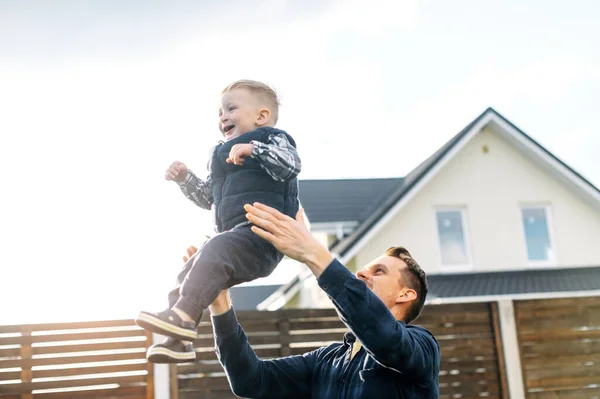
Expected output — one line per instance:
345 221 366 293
332 107 600 261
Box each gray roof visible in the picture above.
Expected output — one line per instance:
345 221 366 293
331 107 600 257
428 266 600 299
229 285 281 310
299 178 403 224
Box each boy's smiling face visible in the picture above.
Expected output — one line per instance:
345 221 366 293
219 88 269 141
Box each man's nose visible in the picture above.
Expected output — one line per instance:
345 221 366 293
356 270 368 281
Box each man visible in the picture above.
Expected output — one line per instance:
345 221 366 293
206 202 440 398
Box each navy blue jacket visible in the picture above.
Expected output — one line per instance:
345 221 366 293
209 127 299 232
213 259 440 398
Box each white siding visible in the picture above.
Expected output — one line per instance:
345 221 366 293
355 127 600 274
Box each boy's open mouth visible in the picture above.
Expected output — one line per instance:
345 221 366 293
224 125 234 133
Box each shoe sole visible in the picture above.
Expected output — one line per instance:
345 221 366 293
135 312 198 341
147 346 197 364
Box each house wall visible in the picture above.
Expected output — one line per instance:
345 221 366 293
355 126 600 274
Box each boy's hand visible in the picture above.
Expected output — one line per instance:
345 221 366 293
226 143 254 166
165 161 188 183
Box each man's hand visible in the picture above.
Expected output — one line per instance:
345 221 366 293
165 161 188 183
244 203 333 277
209 290 232 316
226 143 254 165
182 245 198 262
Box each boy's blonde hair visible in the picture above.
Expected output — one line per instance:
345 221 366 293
222 80 280 124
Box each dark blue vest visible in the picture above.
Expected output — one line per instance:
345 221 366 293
209 127 299 232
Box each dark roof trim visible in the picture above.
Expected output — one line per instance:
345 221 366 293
427 265 600 300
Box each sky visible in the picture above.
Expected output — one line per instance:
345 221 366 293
1 0 599 324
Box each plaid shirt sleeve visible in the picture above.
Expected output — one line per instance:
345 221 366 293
250 133 301 182
177 170 213 210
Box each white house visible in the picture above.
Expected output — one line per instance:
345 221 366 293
257 107 600 311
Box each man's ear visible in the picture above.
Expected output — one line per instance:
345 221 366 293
255 108 271 126
395 288 417 304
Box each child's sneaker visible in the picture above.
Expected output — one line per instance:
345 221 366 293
135 309 198 341
147 337 196 363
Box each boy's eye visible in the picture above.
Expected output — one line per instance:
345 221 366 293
229 106 236 111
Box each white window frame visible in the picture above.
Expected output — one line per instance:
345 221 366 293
309 221 359 240
434 207 474 272
519 204 557 268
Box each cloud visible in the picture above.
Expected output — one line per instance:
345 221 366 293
472 57 587 103
358 56 594 177
0 0 337 61
2 1 599 323
309 0 419 36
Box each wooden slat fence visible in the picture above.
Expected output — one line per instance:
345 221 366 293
5 297 600 398
0 320 153 399
420 302 507 399
514 296 600 399
171 302 506 399
173 308 343 399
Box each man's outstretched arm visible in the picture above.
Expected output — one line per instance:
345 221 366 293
245 203 439 380
208 291 316 399
314 258 439 380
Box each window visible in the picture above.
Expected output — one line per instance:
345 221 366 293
521 206 555 264
435 209 471 268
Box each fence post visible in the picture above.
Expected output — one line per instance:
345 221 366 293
497 300 526 399
144 330 155 399
278 311 291 357
19 326 33 399
148 332 171 399
169 364 179 399
491 302 509 399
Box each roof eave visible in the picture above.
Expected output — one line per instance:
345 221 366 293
426 289 600 305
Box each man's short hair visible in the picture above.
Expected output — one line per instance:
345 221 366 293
222 79 280 124
385 246 428 323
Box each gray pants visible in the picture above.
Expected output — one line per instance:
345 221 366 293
167 225 283 323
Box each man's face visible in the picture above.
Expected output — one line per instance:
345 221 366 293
218 88 262 141
356 255 408 309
